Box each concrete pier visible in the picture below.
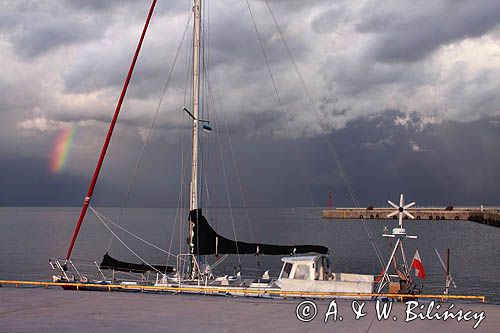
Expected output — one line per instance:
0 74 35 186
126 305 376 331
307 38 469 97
0 287 498 332
322 207 500 222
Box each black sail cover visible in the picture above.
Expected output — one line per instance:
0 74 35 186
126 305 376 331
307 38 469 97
99 253 175 274
190 209 329 255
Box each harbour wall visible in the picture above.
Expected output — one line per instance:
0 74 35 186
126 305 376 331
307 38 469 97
322 207 500 225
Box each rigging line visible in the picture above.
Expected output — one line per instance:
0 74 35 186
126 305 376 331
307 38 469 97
167 114 192 266
204 86 258 277
106 12 193 253
198 48 213 220
93 207 184 261
90 206 161 274
203 168 213 211
65 0 157 261
178 118 187 258
262 0 359 208
183 20 193 107
196 20 205 259
210 254 229 270
202 0 212 218
202 15 256 246
208 81 241 265
203 39 255 242
180 5 194 260
203 63 253 268
215 124 242 265
223 114 255 242
245 0 315 207
199 2 206 212
263 1 365 208
263 0 385 267
202 12 221 234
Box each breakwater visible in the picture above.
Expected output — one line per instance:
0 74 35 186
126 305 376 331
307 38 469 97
322 206 500 226
468 212 500 227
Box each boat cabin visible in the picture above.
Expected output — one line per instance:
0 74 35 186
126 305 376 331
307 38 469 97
276 255 374 297
278 255 331 281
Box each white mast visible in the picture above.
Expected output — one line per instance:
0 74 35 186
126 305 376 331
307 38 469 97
189 0 201 252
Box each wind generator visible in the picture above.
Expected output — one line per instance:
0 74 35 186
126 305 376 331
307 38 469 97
376 194 420 295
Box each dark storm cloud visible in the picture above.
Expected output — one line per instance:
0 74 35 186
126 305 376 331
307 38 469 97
98 110 499 208
358 0 500 63
303 112 500 207
5 111 500 207
2 0 500 207
0 155 89 206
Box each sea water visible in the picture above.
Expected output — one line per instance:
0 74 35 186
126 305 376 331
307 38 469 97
0 207 498 303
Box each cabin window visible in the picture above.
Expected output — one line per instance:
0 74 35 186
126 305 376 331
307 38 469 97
315 261 321 280
293 264 310 280
323 257 330 272
281 263 293 278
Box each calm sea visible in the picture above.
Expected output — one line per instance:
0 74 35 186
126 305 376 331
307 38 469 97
0 207 498 303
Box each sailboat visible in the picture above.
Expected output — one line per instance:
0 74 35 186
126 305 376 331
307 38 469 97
48 0 427 300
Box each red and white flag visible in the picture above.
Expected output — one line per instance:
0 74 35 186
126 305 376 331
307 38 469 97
411 249 426 279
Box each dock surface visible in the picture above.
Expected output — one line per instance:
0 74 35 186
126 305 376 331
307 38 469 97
0 287 498 332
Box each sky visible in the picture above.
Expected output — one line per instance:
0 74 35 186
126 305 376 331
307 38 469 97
1 0 500 208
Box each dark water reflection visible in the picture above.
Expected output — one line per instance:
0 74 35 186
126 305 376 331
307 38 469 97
0 207 498 303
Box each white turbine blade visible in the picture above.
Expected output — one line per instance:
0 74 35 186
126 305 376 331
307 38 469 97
387 210 399 218
399 193 404 207
398 212 403 226
404 202 416 209
403 211 415 219
388 200 399 209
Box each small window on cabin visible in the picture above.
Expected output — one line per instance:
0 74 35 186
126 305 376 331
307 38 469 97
293 264 310 280
281 263 293 278
315 261 321 280
322 257 331 276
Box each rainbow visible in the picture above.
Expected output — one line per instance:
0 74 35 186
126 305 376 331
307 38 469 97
50 126 76 173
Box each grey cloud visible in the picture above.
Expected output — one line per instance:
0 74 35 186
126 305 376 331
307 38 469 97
360 0 500 63
0 2 105 58
65 0 135 11
65 0 187 15
2 1 500 207
3 107 500 207
360 136 394 150
0 0 184 59
223 109 283 139
311 6 349 34
444 68 500 121
11 17 100 58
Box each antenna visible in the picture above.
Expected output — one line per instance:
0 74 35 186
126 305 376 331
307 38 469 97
435 248 457 294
